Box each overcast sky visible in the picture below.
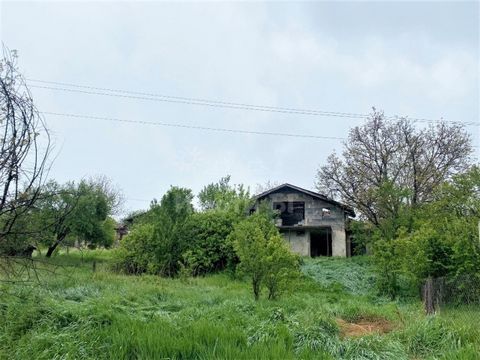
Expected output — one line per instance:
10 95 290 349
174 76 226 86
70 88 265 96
1 1 478 215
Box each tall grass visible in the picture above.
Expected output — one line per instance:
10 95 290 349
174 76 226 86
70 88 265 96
0 250 478 359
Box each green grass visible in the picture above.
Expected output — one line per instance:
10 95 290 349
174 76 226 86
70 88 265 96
0 251 479 359
301 257 377 296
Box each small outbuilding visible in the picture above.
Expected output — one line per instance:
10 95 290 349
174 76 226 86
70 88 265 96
252 183 355 257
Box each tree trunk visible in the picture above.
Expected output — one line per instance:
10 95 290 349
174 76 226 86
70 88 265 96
253 277 261 301
46 232 67 258
46 243 58 258
423 277 436 315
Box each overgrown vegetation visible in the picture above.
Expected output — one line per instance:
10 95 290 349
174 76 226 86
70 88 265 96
115 179 299 301
353 166 480 301
317 111 478 302
230 212 300 300
1 250 479 359
0 53 477 357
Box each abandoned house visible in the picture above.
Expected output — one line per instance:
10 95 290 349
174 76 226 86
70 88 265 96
252 183 355 257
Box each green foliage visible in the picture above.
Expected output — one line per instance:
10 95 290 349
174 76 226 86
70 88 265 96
114 223 156 274
364 166 480 299
116 187 194 276
371 237 402 299
398 317 464 358
302 257 376 296
1 249 480 359
18 179 118 256
178 210 239 276
264 234 300 300
198 175 252 215
99 217 117 249
230 213 299 300
116 181 252 278
230 213 274 300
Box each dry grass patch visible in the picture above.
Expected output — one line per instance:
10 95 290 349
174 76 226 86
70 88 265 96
337 317 394 338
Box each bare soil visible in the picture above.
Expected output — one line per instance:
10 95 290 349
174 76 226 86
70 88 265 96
336 317 394 338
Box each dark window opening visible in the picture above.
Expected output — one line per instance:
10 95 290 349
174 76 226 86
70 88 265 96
310 228 332 257
273 201 305 226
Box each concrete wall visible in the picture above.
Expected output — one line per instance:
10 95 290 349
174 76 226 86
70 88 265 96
331 228 346 257
281 230 310 256
258 190 348 257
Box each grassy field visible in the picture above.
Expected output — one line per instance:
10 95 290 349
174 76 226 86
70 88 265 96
1 250 479 359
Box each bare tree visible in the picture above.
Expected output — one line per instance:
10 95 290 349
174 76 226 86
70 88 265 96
0 48 51 252
255 180 281 195
316 109 472 225
87 174 125 215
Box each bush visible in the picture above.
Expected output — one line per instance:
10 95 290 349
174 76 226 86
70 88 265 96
264 234 300 300
178 211 239 276
114 223 156 274
371 237 402 299
114 187 193 276
229 213 300 300
365 167 480 300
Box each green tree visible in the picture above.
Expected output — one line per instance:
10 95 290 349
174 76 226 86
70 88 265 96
402 167 480 281
116 186 194 276
198 175 252 215
371 166 480 298
179 210 239 276
31 179 117 257
264 233 300 300
229 213 299 300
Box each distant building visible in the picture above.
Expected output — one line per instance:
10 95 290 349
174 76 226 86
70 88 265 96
114 224 129 242
114 210 147 243
251 183 355 257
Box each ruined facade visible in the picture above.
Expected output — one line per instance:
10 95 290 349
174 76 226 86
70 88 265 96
252 184 355 257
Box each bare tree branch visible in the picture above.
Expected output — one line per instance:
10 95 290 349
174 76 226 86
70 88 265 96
316 109 472 225
0 47 51 254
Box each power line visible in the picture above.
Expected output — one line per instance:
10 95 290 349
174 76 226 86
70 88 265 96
31 84 369 119
41 111 346 140
28 78 368 118
28 78 479 127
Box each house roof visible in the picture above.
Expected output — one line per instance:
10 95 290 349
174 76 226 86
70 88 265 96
254 183 355 217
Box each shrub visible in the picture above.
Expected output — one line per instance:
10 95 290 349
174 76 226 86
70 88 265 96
114 223 156 274
178 211 239 276
229 213 299 300
264 234 300 300
114 187 193 276
372 237 402 299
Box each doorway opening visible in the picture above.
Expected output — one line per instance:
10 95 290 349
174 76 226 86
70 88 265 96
310 228 332 257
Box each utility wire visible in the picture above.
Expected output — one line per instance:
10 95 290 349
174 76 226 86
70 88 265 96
31 84 369 119
41 111 346 140
28 79 368 118
28 78 479 127
41 111 479 149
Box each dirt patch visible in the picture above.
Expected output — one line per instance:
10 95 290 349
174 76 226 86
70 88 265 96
336 317 394 338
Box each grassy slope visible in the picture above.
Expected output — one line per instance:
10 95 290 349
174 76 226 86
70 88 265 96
0 251 479 360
